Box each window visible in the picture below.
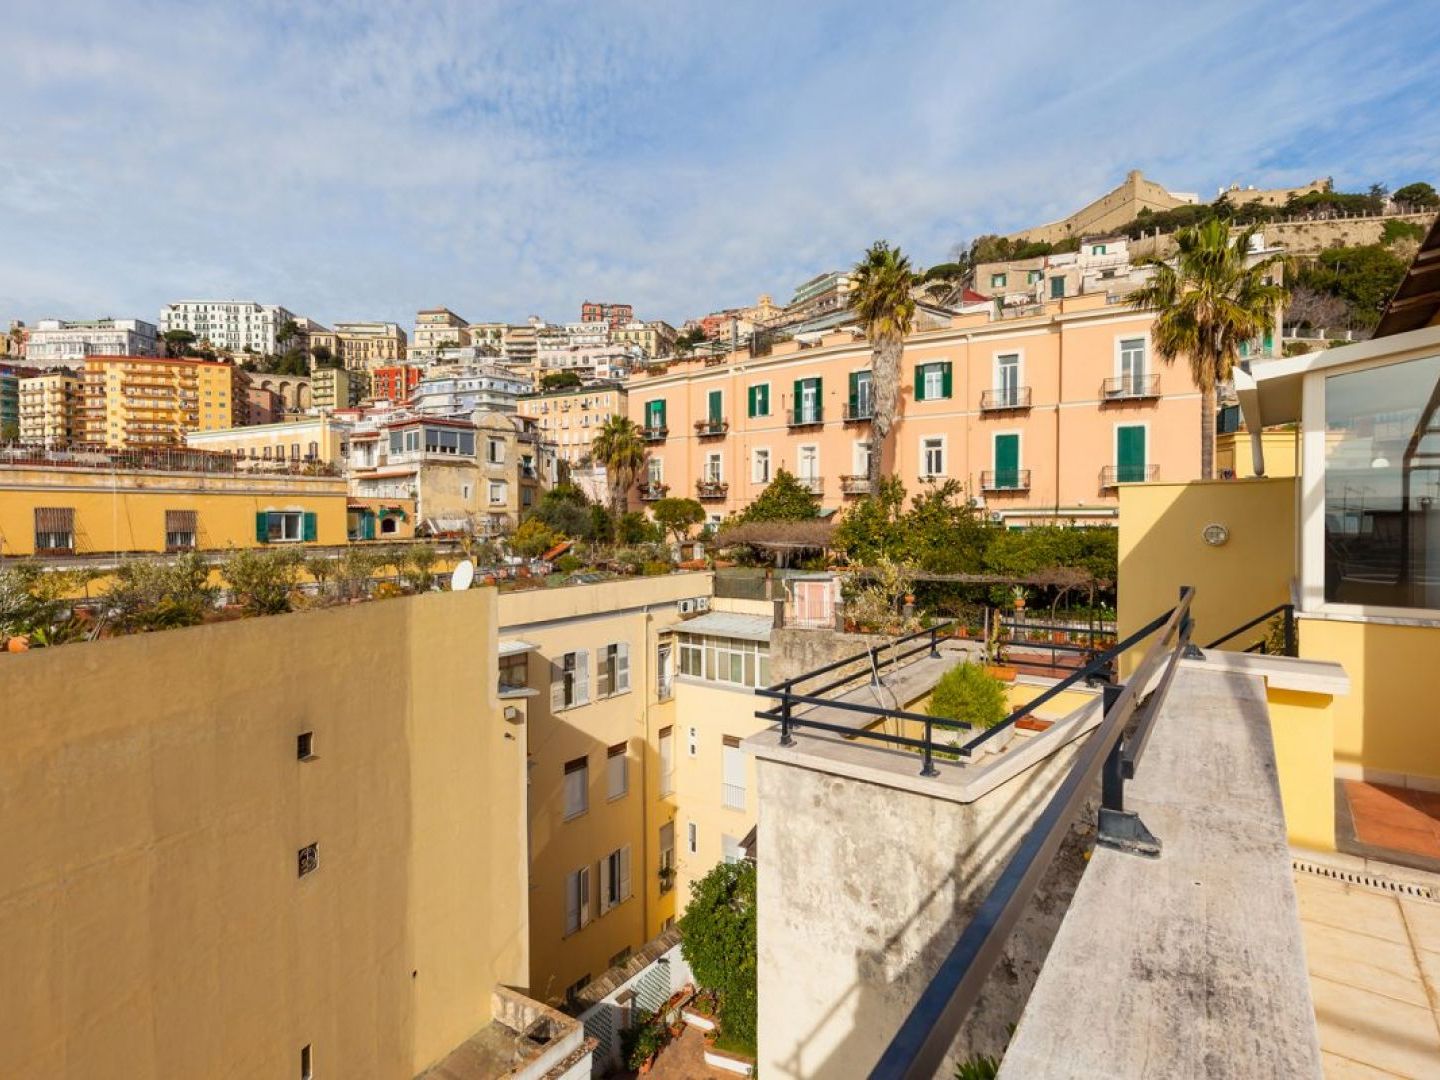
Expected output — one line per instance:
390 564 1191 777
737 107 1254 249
659 726 675 796
1093 244 1108 256
991 273 1007 288
705 452 723 484
603 743 629 801
598 642 631 696
659 823 675 894
489 481 507 505
706 388 723 424
798 445 819 483
995 353 1021 405
258 510 312 543
747 383 770 417
1322 354 1440 611
688 726 698 757
645 399 667 430
298 843 318 877
599 844 632 914
1119 337 1147 392
563 756 588 819
552 649 590 710
722 833 744 864
752 448 771 484
301 1044 313 1080
404 429 421 452
34 507 75 554
290 443 301 461
678 634 771 687
687 822 698 855
1050 276 1065 299
722 736 746 809
487 437 504 463
915 361 952 401
657 642 674 699
297 731 315 761
849 370 873 418
165 509 198 551
565 865 592 934
994 433 1022 488
1027 269 1042 284
922 436 946 477
792 377 822 424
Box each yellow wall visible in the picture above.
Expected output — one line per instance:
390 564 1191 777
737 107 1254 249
1266 688 1337 849
0 466 349 555
0 589 528 1078
1215 429 1299 479
185 415 349 467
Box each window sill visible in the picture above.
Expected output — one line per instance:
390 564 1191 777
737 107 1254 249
1297 608 1440 630
607 792 629 803
562 810 588 823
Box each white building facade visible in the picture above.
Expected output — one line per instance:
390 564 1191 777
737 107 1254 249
159 301 295 355
24 318 158 367
410 365 533 416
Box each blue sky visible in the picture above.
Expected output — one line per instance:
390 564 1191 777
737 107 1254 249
2 1 1438 330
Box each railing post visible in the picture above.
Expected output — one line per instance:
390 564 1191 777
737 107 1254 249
779 683 795 747
1100 683 1125 813
920 716 939 778
1284 605 1296 657
929 625 940 659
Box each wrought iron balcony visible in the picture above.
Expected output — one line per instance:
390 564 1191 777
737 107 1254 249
642 425 669 441
980 386 1033 411
796 476 824 495
696 479 729 500
788 408 824 428
843 402 873 422
694 418 729 437
1101 374 1160 401
981 469 1031 492
840 474 872 496
1100 463 1158 488
638 482 669 501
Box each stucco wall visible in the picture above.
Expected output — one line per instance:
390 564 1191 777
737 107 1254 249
0 590 527 1078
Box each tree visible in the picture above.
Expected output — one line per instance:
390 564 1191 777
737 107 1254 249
651 497 705 544
833 476 909 565
221 548 301 615
105 553 217 632
1129 220 1287 479
1 421 18 442
1393 181 1439 209
1297 243 1409 330
275 319 300 351
1285 285 1351 330
850 240 917 488
679 859 757 1054
735 468 819 523
928 662 1008 731
510 517 560 560
310 343 339 369
540 370 583 391
527 484 596 539
590 415 648 516
162 329 198 357
834 478 991 573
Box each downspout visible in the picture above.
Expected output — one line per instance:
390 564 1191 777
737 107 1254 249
1250 430 1267 477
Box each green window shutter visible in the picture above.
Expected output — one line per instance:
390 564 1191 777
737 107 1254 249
1117 426 1146 483
255 512 269 543
793 379 803 423
758 384 768 415
941 362 953 399
708 389 722 423
813 377 822 421
848 372 859 412
994 434 1019 488
914 364 926 402
1263 330 1274 352
747 386 757 418
303 512 318 542
362 513 375 540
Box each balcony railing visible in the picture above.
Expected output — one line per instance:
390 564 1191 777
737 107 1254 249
694 418 729 437
840 475 872 496
642 425 668 441
981 468 1032 491
638 482 669 501
1100 463 1158 488
1101 374 1161 401
722 784 747 810
843 401 873 422
796 476 823 495
788 408 824 428
980 386 1033 411
696 479 729 499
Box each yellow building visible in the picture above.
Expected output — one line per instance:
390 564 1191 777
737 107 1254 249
333 320 408 370
0 589 536 1077
496 574 713 1003
185 414 351 470
311 365 362 412
0 446 350 556
80 354 246 448
516 383 628 467
18 370 83 446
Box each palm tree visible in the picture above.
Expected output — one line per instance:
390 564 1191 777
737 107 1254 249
591 415 648 516
850 241 917 489
1130 220 1287 479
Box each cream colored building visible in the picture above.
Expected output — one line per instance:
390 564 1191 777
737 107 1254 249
333 321 408 370
610 321 678 359
517 383 628 467
413 308 471 355
185 414 350 470
311 365 362 412
80 354 247 449
19 370 83 446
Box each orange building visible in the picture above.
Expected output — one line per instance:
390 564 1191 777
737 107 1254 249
628 294 1201 527
370 363 424 406
79 354 247 449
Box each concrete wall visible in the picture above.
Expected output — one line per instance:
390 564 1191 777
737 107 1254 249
754 745 1093 1078
1216 429 1299 479
0 589 528 1078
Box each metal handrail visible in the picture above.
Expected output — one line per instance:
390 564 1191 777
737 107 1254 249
869 586 1196 1079
1206 603 1295 655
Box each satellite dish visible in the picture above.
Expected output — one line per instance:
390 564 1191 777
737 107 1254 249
451 559 476 591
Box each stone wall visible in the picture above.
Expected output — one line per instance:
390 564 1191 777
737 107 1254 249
1130 210 1437 260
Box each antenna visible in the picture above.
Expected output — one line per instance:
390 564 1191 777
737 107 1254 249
451 559 475 591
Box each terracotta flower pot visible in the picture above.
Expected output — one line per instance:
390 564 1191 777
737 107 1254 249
985 664 1018 682
6 635 31 653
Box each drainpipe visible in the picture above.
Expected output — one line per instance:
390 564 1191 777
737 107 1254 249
1250 431 1266 477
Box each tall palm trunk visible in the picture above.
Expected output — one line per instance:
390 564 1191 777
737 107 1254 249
1200 385 1216 480
869 333 901 488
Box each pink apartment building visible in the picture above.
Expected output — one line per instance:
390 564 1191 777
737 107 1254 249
626 293 1201 527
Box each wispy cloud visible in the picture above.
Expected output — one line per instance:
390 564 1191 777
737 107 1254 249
1 0 1436 328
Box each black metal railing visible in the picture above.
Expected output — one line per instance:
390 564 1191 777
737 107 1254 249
641 425 668 441
1207 603 1295 656
844 402 874 421
980 387 1032 411
1101 374 1160 400
980 469 1031 492
1100 463 1158 488
867 587 1197 1078
788 408 824 428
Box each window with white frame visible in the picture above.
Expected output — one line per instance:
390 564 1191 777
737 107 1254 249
647 457 663 485
678 633 771 687
853 441 872 477
551 649 590 710
922 436 946 477
1119 337 1147 390
752 447 771 484
563 756 588 820
599 845 632 914
722 736 746 810
705 452 723 483
798 445 819 482
564 864 591 934
607 742 628 800
658 726 675 796
265 510 305 542
995 352 1020 403
597 642 631 696
489 481 507 505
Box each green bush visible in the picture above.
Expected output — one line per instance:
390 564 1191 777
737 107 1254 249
554 554 584 574
222 548 301 615
928 662 1008 730
955 1054 1000 1080
679 860 757 1055
105 552 217 632
641 560 673 576
401 544 438 591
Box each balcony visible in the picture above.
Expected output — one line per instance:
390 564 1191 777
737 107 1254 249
1100 463 1158 488
980 386 1033 412
843 402 873 422
795 476 823 495
694 418 729 438
788 408 824 429
696 479 729 500
642 425 669 442
840 475 872 496
981 468 1031 492
638 482 669 502
1101 374 1161 402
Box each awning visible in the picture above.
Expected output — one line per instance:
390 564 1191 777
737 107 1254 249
675 611 773 642
498 638 540 657
423 516 472 535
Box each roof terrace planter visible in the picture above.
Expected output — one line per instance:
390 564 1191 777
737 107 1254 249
1099 463 1158 489
696 480 730 500
842 402 873 422
639 482 669 502
981 469 1032 492
980 386 1033 412
642 425 669 442
840 475 871 496
1100 374 1160 402
694 419 730 438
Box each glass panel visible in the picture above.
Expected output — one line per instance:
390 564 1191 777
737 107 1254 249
1324 355 1440 610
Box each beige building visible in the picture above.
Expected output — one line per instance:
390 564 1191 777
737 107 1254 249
468 321 509 352
80 354 247 449
311 365 362 412
185 414 351 470
413 308 471 355
18 370 83 446
517 383 628 467
610 321 678 359
1217 176 1331 208
333 321 408 370
0 589 546 1078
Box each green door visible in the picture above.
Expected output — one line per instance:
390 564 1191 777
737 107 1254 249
1117 426 1146 483
1050 275 1065 299
994 434 1019 489
647 400 666 430
708 389 723 424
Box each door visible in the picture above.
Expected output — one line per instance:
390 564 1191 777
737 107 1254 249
1119 339 1146 395
1117 426 1147 483
850 371 872 417
994 433 1019 489
1050 275 1065 299
996 354 1019 406
798 445 818 482
708 389 723 424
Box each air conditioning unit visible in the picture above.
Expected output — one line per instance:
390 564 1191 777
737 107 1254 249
678 599 696 614
695 596 711 612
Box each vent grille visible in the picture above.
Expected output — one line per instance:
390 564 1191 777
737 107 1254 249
1292 856 1438 901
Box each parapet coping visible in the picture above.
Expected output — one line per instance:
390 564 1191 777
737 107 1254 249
1183 649 1349 696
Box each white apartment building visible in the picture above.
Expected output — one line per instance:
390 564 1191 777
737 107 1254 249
23 318 158 367
410 365 533 416
412 308 471 356
159 301 295 355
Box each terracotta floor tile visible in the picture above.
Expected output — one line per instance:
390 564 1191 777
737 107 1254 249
1345 782 1440 859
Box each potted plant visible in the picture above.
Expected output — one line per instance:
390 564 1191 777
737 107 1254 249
1011 585 1027 612
984 614 1017 682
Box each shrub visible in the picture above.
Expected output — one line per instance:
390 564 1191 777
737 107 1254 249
955 1054 1000 1080
401 544 438 591
105 552 217 632
928 662 1008 730
617 511 662 545
680 860 757 1055
334 547 381 600
222 548 301 615
641 560 672 576
511 518 561 560
554 554 584 574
